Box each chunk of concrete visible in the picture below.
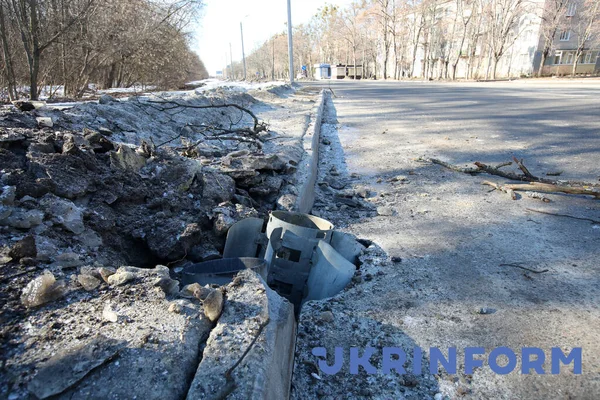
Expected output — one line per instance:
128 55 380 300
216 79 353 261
1 185 16 205
98 94 119 105
0 209 44 229
8 235 37 260
203 289 224 322
186 269 296 400
109 144 146 172
21 271 65 308
40 194 85 234
36 117 54 128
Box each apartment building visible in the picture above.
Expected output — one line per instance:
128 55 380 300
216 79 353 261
533 1 600 76
405 0 598 79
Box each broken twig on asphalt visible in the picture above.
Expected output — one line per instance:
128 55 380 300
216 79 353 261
424 158 481 174
525 191 552 203
512 156 535 180
503 182 600 199
482 181 517 200
500 263 549 274
422 157 600 199
525 208 600 224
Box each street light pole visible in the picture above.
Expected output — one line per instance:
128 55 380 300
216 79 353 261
286 0 294 84
240 22 247 81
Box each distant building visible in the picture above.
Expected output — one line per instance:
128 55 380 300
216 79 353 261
534 1 600 76
328 64 364 79
314 64 331 80
330 65 347 79
405 0 598 79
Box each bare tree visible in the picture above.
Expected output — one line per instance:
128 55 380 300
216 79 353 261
7 0 96 99
449 0 475 80
339 1 366 79
373 0 392 79
391 0 410 79
409 2 427 77
0 0 205 100
536 0 569 77
569 0 600 76
486 0 529 80
0 1 17 99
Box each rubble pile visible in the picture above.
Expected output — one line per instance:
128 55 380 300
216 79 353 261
0 88 299 398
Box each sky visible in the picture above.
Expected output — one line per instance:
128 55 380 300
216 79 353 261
193 0 353 75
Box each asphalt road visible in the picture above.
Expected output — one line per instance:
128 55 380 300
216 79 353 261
311 79 600 183
296 80 600 399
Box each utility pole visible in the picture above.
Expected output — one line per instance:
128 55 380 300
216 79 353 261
272 38 275 81
225 52 228 79
229 43 234 79
286 0 294 84
240 22 247 81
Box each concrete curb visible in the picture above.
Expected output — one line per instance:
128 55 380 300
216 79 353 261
186 270 296 400
294 90 327 214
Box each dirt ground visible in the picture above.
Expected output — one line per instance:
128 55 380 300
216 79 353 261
293 81 600 399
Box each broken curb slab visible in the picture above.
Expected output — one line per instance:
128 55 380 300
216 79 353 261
186 269 296 400
17 266 213 400
109 144 147 172
27 335 125 399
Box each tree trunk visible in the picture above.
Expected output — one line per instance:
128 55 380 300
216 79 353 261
29 48 40 100
0 2 17 100
410 25 422 78
362 44 366 79
538 51 547 77
383 45 388 79
572 57 579 77
105 63 117 89
353 48 357 80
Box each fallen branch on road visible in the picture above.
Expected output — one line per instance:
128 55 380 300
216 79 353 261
425 158 482 174
482 180 517 200
526 208 600 225
525 191 552 203
512 156 536 180
500 263 549 274
421 157 600 199
482 181 599 200
503 182 599 199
